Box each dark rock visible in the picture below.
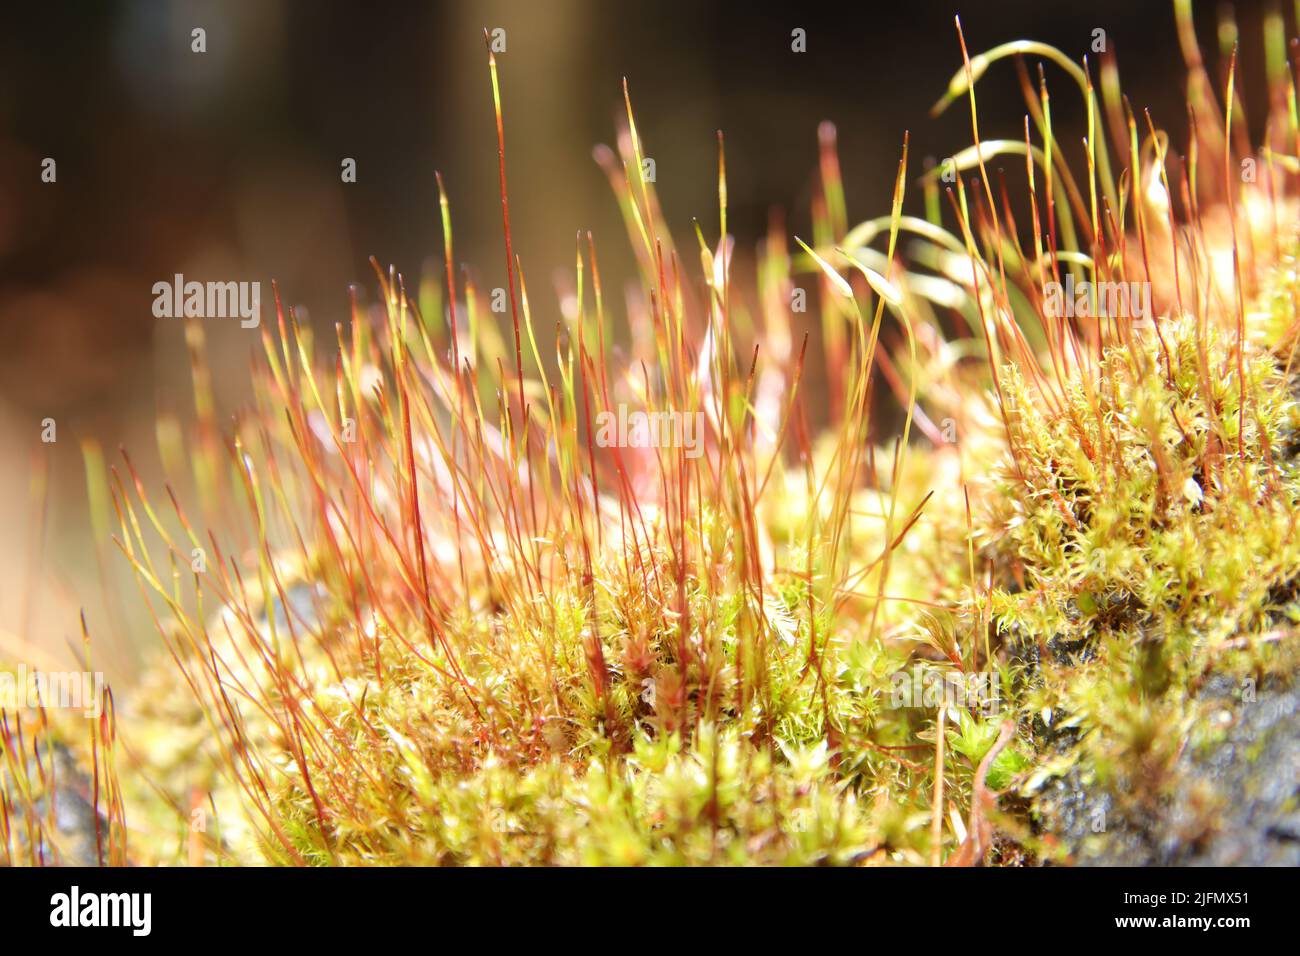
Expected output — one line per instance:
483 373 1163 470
1 739 109 866
1036 676 1300 865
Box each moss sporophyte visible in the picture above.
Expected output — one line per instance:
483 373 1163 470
4 3 1300 866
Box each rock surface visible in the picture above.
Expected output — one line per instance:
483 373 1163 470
1037 676 1300 865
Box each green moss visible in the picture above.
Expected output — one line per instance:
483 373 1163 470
989 316 1300 836
15 15 1300 868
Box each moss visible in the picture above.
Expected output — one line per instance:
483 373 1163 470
9 9 1300 868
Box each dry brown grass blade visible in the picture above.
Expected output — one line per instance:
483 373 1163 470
945 719 1014 867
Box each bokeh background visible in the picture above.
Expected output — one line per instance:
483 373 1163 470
0 0 1262 679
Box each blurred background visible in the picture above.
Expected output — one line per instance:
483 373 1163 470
0 0 1262 679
